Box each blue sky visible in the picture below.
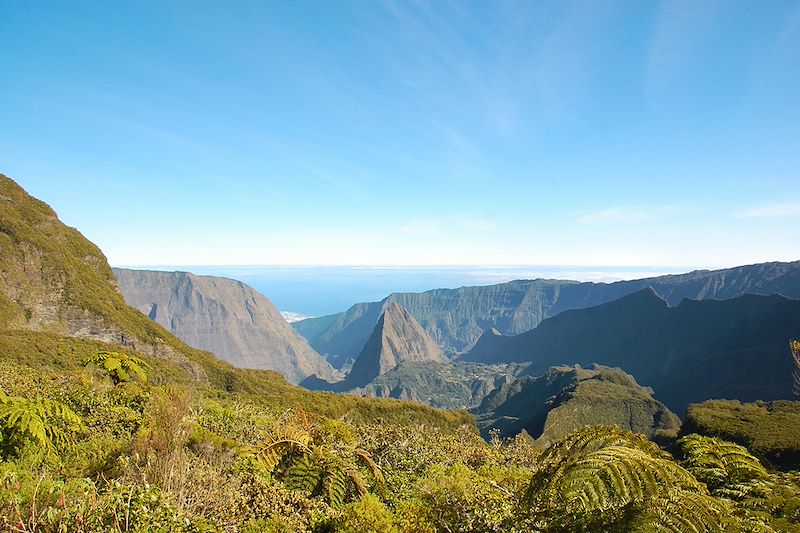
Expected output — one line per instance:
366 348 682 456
2 1 799 267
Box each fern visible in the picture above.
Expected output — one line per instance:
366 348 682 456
0 392 82 456
548 445 703 513
526 425 676 506
250 411 385 506
629 490 733 532
679 434 768 492
83 351 151 385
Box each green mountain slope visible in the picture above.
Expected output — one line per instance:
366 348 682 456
345 302 447 387
295 261 800 366
473 364 681 443
463 288 800 416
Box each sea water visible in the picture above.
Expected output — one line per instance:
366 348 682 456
122 265 690 318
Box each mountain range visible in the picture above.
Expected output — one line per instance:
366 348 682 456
463 287 800 416
294 261 800 367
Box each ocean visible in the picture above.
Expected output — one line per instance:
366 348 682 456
121 265 691 317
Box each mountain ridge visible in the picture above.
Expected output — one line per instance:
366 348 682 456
294 261 800 367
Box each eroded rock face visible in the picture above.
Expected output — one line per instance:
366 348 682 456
113 268 336 384
346 303 447 387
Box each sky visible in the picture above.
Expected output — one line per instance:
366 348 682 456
2 1 799 268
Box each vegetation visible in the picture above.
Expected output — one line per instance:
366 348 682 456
684 399 800 470
83 351 151 385
2 354 800 531
474 364 680 442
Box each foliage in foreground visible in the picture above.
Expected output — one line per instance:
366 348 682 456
2 357 800 532
684 399 800 470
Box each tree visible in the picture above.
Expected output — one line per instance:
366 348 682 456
83 351 151 385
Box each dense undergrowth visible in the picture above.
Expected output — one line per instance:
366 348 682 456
2 355 800 532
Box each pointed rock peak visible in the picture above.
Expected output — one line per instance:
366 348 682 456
612 286 668 308
347 303 446 386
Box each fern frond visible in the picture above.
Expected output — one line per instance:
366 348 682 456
0 395 82 454
679 434 768 491
631 489 746 533
554 446 703 513
354 448 385 488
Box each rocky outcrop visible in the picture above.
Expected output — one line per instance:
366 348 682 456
345 303 447 387
113 268 337 384
474 364 681 443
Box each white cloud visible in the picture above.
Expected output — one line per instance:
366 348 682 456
735 202 800 219
576 204 680 224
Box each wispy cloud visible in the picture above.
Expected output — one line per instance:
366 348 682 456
576 204 681 224
735 202 800 219
400 215 497 235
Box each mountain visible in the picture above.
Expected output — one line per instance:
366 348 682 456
294 261 800 367
113 268 337 384
463 288 800 416
345 303 447 387
473 364 681 443
0 174 218 381
0 173 474 430
355 361 525 410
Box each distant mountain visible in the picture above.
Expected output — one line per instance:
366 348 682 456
294 261 800 367
463 288 800 416
113 268 337 384
473 364 681 443
346 303 447 387
355 361 525 410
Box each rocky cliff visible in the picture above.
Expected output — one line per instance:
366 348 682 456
113 268 337 384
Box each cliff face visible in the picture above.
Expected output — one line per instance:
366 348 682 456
474 364 681 443
113 268 336 384
346 303 447 387
295 261 800 366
